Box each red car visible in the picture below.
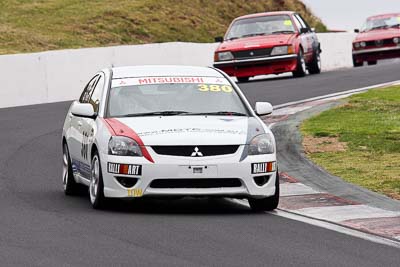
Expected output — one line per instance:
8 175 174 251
213 11 321 82
353 13 400 67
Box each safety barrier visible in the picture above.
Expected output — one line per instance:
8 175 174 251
0 33 356 108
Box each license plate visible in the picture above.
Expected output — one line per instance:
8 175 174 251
193 167 203 174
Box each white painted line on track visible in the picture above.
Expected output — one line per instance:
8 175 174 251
230 199 400 249
280 183 321 197
272 80 400 110
295 205 400 223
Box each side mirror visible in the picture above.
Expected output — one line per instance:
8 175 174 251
255 102 273 116
215 36 224 43
300 28 309 34
354 29 360 33
71 102 97 119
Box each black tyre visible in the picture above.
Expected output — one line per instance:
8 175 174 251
292 49 306 77
89 152 108 209
353 56 363 67
62 143 80 195
237 77 249 83
367 60 377 66
248 171 280 212
308 51 321 74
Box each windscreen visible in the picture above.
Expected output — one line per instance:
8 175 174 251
107 76 249 117
362 15 400 32
225 15 295 40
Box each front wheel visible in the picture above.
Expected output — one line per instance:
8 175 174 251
248 172 280 212
353 56 363 67
89 152 108 209
292 50 306 78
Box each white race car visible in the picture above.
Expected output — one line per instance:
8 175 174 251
62 65 279 210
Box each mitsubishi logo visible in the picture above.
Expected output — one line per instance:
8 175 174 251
249 51 254 56
191 147 203 157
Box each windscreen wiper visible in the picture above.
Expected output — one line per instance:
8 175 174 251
121 111 190 117
271 30 295 34
183 111 248 116
241 33 267 38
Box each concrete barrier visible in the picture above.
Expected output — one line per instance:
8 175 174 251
0 33 356 108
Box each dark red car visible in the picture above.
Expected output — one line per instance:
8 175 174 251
213 11 321 82
353 13 400 67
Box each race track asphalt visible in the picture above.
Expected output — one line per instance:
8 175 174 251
0 62 399 266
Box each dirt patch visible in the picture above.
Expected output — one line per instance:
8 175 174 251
303 135 347 154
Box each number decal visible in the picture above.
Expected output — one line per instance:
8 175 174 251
221 85 233 93
198 84 209 92
209 85 221 92
197 84 233 93
127 188 143 197
81 131 89 160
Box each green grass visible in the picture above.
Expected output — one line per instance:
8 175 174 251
0 0 327 55
301 86 400 200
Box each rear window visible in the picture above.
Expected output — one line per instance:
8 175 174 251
107 76 249 117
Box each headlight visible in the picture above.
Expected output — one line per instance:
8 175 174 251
360 41 366 48
354 42 360 49
108 136 142 156
271 46 289 56
394 37 399 44
248 133 275 155
217 51 234 61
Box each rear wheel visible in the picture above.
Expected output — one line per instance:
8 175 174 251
308 51 321 74
237 77 249 83
248 172 280 212
292 49 306 77
368 60 377 66
353 56 363 67
89 152 108 209
62 143 80 195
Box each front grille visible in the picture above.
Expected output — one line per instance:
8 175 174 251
365 39 395 47
232 48 272 59
152 145 239 157
149 178 242 188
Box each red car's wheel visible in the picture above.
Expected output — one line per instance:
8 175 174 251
353 56 363 67
292 49 306 78
308 51 321 74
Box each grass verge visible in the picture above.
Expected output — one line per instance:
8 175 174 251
301 85 400 200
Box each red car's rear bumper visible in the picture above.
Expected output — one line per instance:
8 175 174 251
353 46 400 62
213 54 297 78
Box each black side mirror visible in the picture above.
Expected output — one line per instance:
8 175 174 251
300 28 309 34
214 36 224 43
354 29 360 33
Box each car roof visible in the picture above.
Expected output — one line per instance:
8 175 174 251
234 11 295 21
367 13 400 21
111 65 224 79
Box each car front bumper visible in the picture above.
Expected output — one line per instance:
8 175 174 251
352 45 400 61
213 54 298 77
100 146 277 199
